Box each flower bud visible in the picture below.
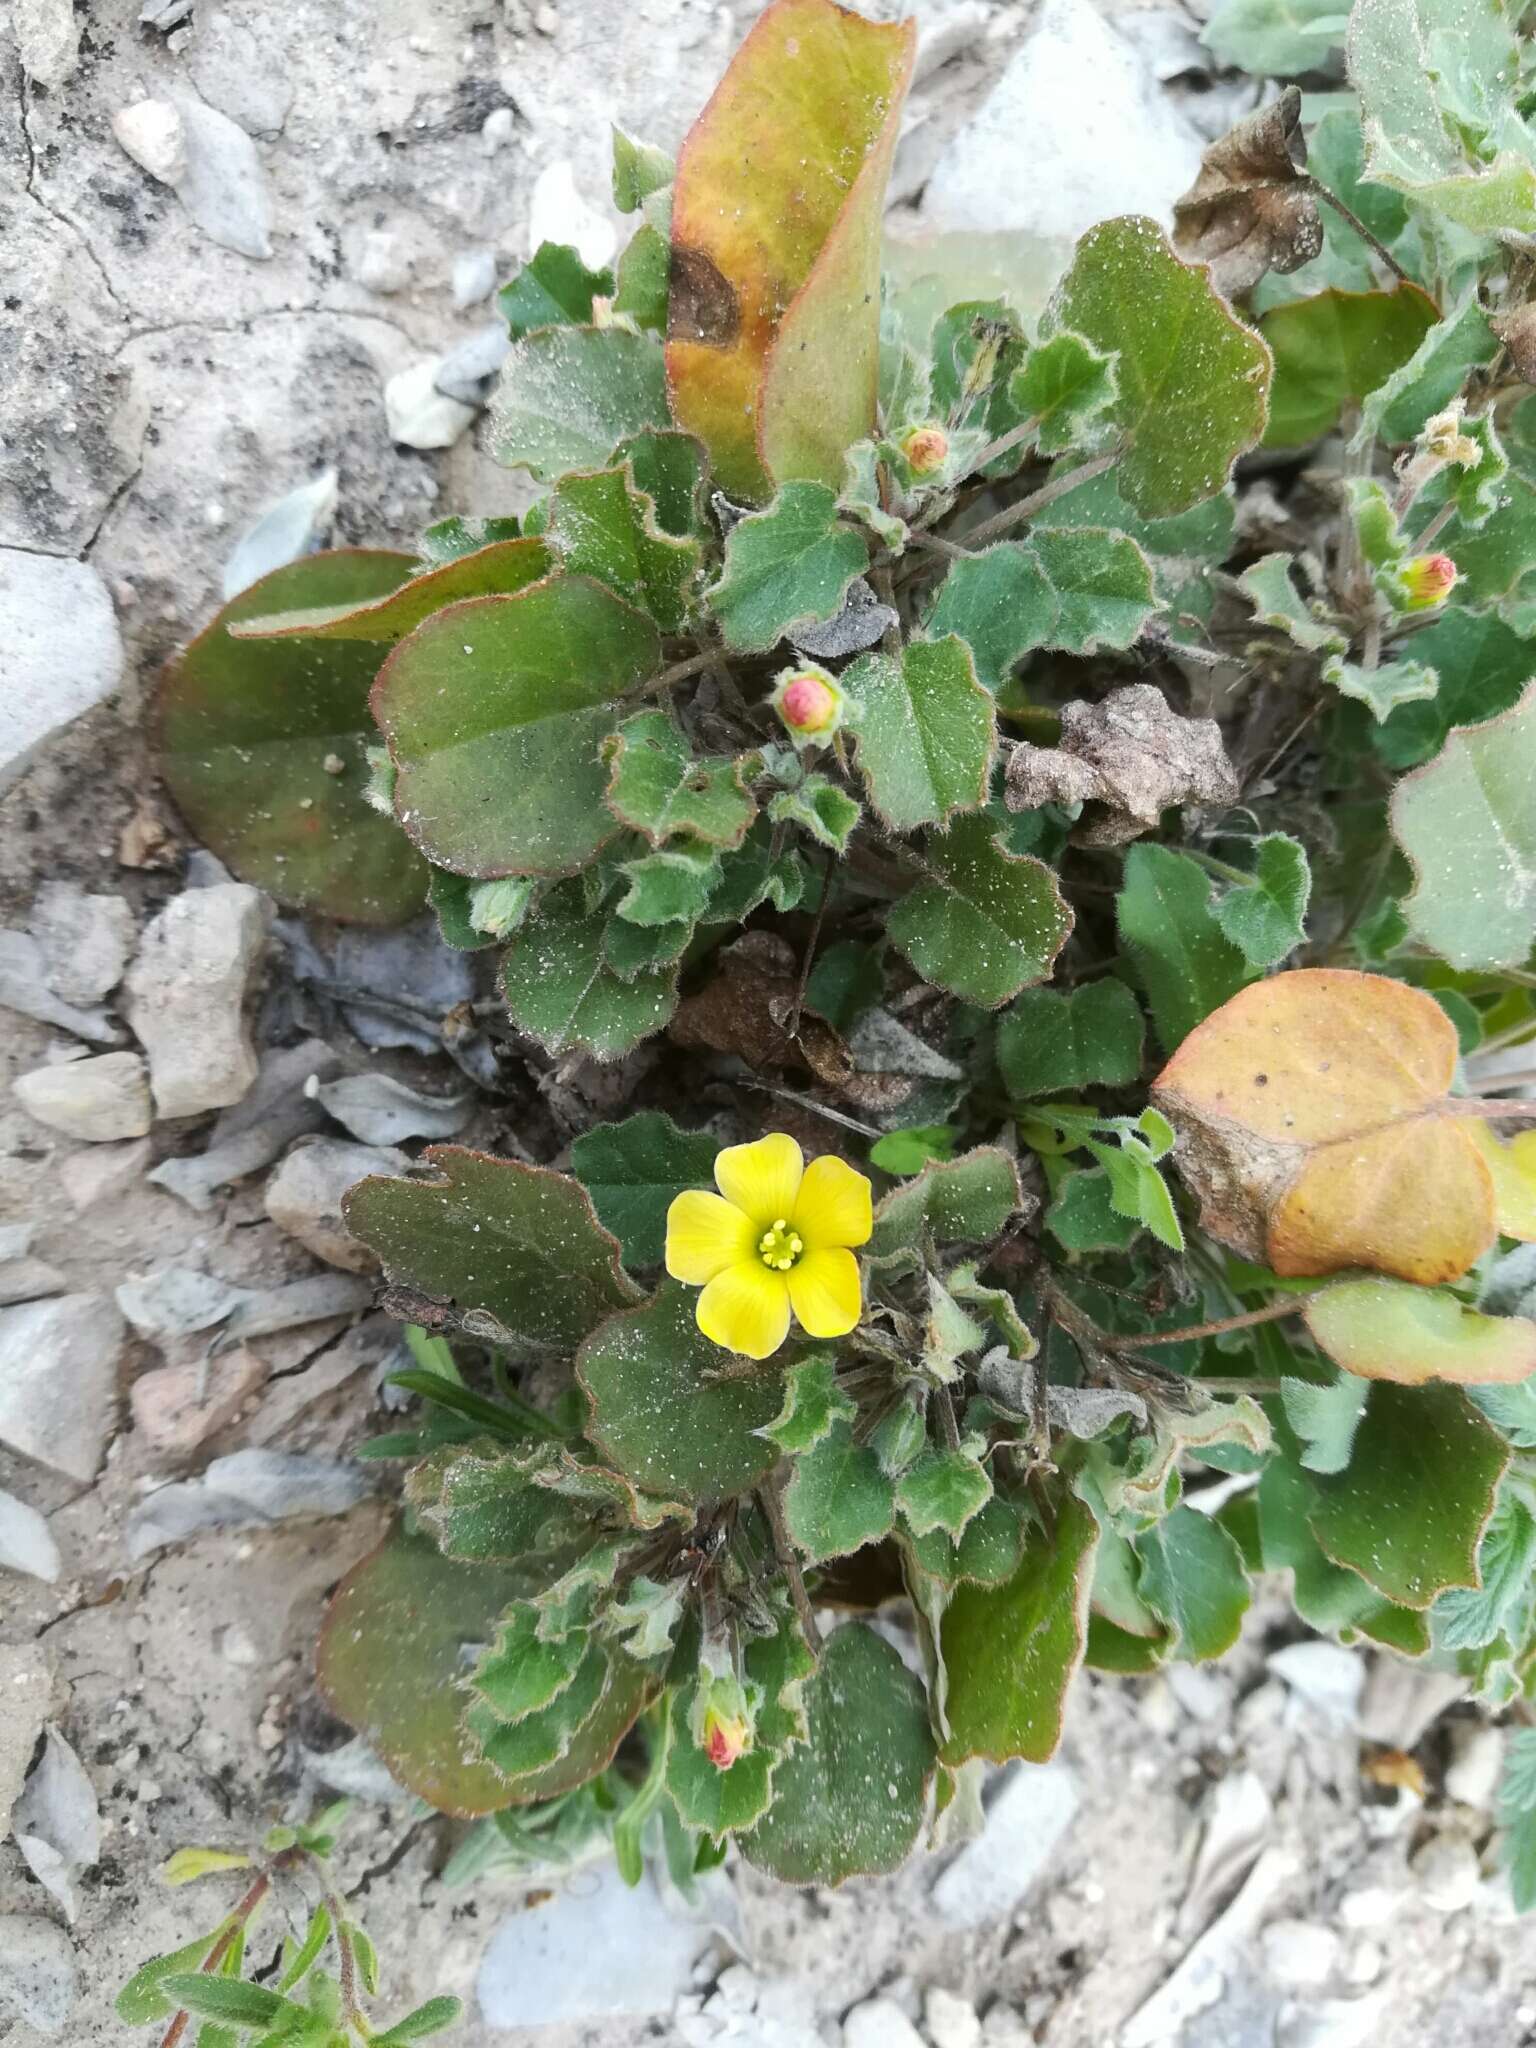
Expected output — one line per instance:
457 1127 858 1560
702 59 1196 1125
1421 404 1478 469
900 423 950 477
694 1673 754 1771
1393 552 1458 611
771 663 846 748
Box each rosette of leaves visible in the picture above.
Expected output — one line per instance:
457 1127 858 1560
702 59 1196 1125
149 0 1536 1905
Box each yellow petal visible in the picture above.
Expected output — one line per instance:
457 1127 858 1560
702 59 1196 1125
787 1247 862 1339
792 1154 873 1250
714 1133 804 1229
696 1260 792 1360
665 1190 757 1284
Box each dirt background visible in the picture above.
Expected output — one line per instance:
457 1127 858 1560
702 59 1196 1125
4 1 1536 2043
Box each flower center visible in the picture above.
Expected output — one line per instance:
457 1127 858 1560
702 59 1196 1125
757 1217 804 1272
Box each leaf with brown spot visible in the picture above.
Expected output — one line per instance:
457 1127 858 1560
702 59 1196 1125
665 0 916 501
1173 88 1324 298
1151 969 1499 1285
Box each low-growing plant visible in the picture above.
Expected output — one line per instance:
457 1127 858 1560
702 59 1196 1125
138 0 1536 1938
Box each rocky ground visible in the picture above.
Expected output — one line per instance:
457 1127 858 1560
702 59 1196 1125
4 0 1536 2043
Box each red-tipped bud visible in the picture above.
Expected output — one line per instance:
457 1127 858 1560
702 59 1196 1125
771 663 846 748
1395 552 1458 611
703 1708 750 1770
694 1672 755 1771
900 424 950 477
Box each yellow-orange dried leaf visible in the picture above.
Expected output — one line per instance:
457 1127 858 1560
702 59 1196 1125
1151 969 1497 1284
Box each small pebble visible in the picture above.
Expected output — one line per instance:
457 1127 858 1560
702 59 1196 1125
925 1984 982 2048
1410 1832 1481 1914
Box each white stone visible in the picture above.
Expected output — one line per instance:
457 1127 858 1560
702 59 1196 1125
453 247 500 308
0 1488 62 1583
125 883 272 1118
266 1139 409 1271
60 1137 152 1213
528 157 617 271
354 228 415 295
0 553 125 795
189 13 295 135
0 1647 55 1837
980 2010 1033 2046
434 324 511 405
0 1916 79 2035
932 1760 1079 1927
477 1862 713 2026
0 1294 124 1481
1276 1992 1389 2048
918 0 1202 251
1261 1920 1342 1991
14 0 80 87
221 469 338 601
1346 1943 1384 1986
13 1053 153 1142
1358 1656 1464 1749
384 361 478 450
112 99 189 185
1410 1832 1481 1914
924 1985 983 2048
1445 1722 1504 1810
1266 1640 1365 1729
844 1997 926 2048
482 106 516 153
173 95 274 259
1336 1886 1400 1931
30 883 135 1005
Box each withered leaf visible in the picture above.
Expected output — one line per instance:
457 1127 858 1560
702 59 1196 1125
1491 304 1536 384
1172 87 1324 299
1005 683 1239 847
1152 969 1502 1286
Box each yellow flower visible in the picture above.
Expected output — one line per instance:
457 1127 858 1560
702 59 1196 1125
665 1134 872 1360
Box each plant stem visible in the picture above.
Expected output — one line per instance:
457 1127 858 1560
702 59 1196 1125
788 849 836 1040
640 648 721 697
961 450 1120 548
1306 177 1419 294
967 412 1042 477
159 1873 273 2048
760 1476 822 1654
1115 1296 1319 1349
1409 500 1458 552
1445 1094 1536 1121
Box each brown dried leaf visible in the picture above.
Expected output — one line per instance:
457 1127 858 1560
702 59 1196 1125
1491 304 1536 384
1004 683 1239 847
1173 88 1324 299
669 931 853 1087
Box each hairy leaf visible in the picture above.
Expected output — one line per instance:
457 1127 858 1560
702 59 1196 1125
870 1146 1023 1256
887 817 1073 1008
570 1111 719 1268
846 635 996 831
1259 284 1437 446
548 465 701 632
1305 1279 1536 1384
707 482 869 653
491 325 670 481
503 883 680 1057
1117 843 1252 1052
997 979 1145 1099
603 711 757 850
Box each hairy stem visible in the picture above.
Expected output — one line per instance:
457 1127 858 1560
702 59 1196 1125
760 1476 822 1654
962 449 1121 548
1306 177 1418 293
159 1873 273 2048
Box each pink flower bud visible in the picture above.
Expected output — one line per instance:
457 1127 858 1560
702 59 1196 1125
1396 552 1457 611
703 1706 751 1770
900 424 949 477
771 663 846 748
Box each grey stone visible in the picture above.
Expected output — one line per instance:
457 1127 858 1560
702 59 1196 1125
125 883 273 1118
844 1999 926 2048
313 1071 472 1147
0 1294 125 1481
931 1760 1079 1927
1266 1640 1365 1729
0 1258 68 1306
924 1986 983 2048
112 100 188 185
0 1645 55 1837
0 1488 62 1583
125 1450 372 1560
919 0 1203 250
0 553 124 796
13 1052 153 1142
14 0 80 85
478 1862 712 2027
30 883 135 1005
1358 1656 1464 1749
1410 1832 1481 1914
1276 1993 1390 2048
13 1728 102 1923
174 95 275 259
60 1138 153 1213
189 13 296 135
0 931 118 1044
1261 1920 1343 1991
221 468 338 600
434 322 512 405
453 247 500 308
0 1917 79 2035
148 1039 340 1210
115 1267 252 1339
385 360 478 449
265 1139 409 1271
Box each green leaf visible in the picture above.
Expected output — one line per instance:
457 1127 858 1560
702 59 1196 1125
158 550 429 925
757 1354 855 1455
1030 527 1158 654
1308 1381 1509 1607
706 822 808 922
782 1418 897 1564
373 1997 464 2044
1046 1168 1143 1252
615 430 709 540
840 440 908 552
1391 683 1536 970
471 1604 591 1724
897 1447 993 1539
616 844 721 926
767 777 862 852
1303 1279 1536 1385
344 1145 638 1351
418 514 524 565
1353 298 1499 447
1202 0 1347 74
1433 1488 1536 1650
232 536 553 644
667 1703 776 1835
1134 1505 1251 1662
868 1145 1022 1257
160 1846 252 1887
374 576 660 880
491 325 670 481
1282 1368 1368 1475
1323 650 1439 723
1010 331 1118 455
1502 1732 1536 1909
548 467 700 633
498 242 615 339
888 816 1073 1009
602 711 756 850
117 1930 231 2024
1084 1136 1184 1252
941 1492 1099 1764
502 882 680 1057
158 1979 294 2028
467 1642 613 1782
925 544 1056 692
1116 843 1252 1052
612 128 673 213
903 1495 1029 1589
1347 0 1536 233
1258 284 1438 446
1043 216 1273 515
1236 553 1346 653
406 1443 592 1561
571 1111 718 1268
846 636 996 831
577 1281 782 1502
707 483 869 654
1209 833 1312 969
741 1625 934 1885
996 979 1144 1099
869 1126 956 1175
